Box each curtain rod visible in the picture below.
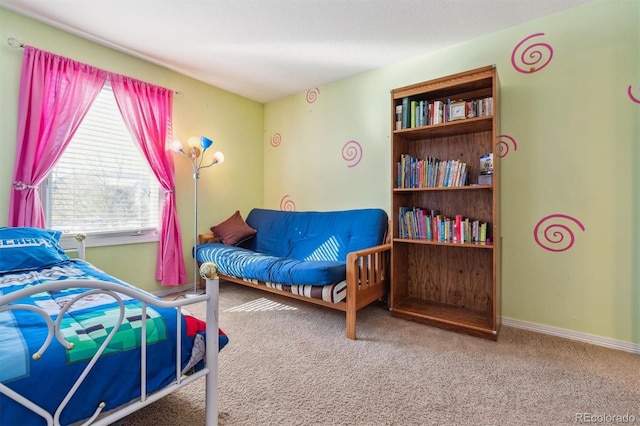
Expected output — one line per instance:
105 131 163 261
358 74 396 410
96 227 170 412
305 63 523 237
6 37 183 97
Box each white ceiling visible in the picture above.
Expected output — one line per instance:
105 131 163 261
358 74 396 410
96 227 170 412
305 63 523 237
1 0 593 103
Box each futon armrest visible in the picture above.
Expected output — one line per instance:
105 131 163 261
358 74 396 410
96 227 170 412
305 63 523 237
198 232 219 245
346 243 391 286
345 243 391 312
346 243 391 262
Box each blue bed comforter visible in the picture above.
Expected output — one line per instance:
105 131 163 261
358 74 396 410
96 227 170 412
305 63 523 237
0 259 227 425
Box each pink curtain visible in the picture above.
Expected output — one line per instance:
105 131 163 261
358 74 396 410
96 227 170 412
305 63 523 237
9 46 108 227
110 75 187 286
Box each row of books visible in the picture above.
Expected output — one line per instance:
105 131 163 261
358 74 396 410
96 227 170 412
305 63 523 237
398 207 491 244
395 96 493 130
397 155 467 188
462 98 493 120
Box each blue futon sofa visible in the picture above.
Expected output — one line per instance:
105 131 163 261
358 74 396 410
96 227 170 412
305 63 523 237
196 208 391 339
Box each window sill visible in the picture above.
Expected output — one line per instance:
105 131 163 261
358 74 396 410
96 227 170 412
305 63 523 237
59 231 160 250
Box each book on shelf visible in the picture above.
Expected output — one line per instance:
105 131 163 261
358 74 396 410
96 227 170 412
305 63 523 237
395 104 402 130
480 222 487 243
410 100 418 128
402 97 410 129
433 100 443 124
396 154 468 189
398 207 490 244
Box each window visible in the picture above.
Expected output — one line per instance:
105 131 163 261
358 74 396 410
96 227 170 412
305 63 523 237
42 83 161 247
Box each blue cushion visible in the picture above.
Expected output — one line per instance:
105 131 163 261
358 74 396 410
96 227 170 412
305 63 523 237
0 227 70 273
197 244 346 285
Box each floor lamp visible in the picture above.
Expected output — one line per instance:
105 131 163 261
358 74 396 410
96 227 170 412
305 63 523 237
170 136 224 296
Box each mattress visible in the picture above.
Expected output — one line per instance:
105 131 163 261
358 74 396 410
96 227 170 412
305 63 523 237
230 277 347 303
197 243 346 286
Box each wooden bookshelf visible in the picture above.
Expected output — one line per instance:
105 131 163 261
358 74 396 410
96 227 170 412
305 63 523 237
389 66 501 340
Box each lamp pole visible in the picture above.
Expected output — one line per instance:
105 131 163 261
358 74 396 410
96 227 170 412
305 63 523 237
170 136 224 296
192 158 200 296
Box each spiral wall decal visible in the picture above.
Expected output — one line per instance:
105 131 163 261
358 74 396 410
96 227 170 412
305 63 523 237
496 134 518 158
279 195 296 211
270 132 282 147
342 140 363 168
511 33 554 74
627 85 640 104
306 88 320 103
533 214 585 252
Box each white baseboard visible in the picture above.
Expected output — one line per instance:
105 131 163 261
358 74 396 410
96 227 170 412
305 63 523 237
501 317 640 355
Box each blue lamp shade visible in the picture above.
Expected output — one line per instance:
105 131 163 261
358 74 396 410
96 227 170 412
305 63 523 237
200 136 214 149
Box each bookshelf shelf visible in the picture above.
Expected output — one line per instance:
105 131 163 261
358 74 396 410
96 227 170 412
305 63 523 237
394 115 493 140
393 185 493 192
393 238 494 249
391 298 496 339
389 65 501 340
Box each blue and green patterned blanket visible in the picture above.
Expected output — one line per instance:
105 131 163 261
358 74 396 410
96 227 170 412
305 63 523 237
0 259 227 425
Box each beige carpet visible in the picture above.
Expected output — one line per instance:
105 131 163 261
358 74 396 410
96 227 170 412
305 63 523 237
116 281 639 426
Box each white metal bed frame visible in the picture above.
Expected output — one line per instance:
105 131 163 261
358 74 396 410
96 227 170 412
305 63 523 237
0 236 221 426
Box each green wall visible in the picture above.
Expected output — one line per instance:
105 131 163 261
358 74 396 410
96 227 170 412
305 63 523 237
263 0 639 345
0 9 264 292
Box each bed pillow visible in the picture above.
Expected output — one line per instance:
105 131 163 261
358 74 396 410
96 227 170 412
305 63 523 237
210 211 257 246
0 227 70 273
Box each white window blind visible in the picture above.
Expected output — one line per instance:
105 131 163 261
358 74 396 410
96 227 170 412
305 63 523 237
44 84 161 241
